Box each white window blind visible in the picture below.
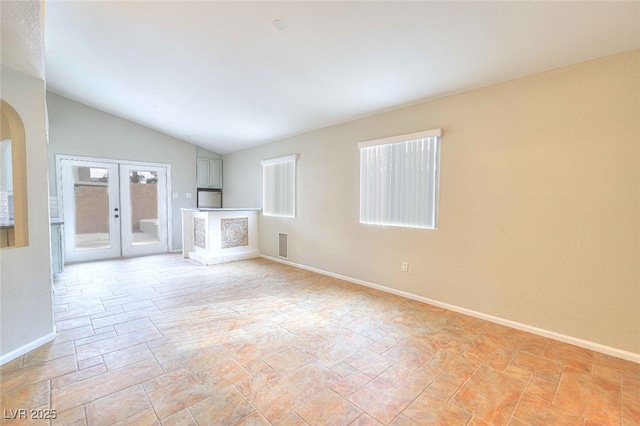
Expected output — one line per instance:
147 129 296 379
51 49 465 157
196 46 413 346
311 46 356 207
359 129 441 229
261 154 297 218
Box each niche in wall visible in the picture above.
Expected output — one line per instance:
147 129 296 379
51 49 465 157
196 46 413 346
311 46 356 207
0 99 29 248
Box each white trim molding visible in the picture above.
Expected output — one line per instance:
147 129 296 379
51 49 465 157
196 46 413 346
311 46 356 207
260 254 640 364
260 154 298 166
358 128 442 149
0 328 56 366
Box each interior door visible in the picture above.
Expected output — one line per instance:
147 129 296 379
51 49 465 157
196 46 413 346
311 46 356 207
61 159 121 262
119 164 168 257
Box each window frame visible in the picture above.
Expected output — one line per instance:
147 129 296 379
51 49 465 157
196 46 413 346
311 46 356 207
358 129 442 230
261 154 298 218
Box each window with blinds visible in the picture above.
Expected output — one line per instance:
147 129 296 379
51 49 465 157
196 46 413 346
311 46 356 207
359 129 441 229
261 154 297 218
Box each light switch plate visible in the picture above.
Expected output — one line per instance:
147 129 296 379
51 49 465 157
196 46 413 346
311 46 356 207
172 193 179 199
186 193 192 199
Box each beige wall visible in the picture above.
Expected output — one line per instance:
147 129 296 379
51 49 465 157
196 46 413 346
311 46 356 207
47 93 220 250
197 146 222 160
1 108 10 140
0 65 55 357
74 185 109 233
130 183 158 232
224 50 640 354
73 183 158 234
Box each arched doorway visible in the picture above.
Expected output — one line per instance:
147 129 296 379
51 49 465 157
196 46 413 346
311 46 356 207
0 99 29 248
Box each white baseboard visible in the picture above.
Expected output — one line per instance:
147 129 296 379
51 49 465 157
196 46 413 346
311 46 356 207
260 254 640 364
0 328 57 366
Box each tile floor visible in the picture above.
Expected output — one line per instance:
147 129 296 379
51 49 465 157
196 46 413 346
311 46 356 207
1 254 638 425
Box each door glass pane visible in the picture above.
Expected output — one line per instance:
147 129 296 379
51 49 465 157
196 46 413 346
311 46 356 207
129 170 159 245
74 166 110 249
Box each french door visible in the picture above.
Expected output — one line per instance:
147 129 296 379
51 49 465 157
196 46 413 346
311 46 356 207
60 158 168 263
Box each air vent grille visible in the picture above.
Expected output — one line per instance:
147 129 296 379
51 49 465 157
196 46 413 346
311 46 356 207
278 233 288 258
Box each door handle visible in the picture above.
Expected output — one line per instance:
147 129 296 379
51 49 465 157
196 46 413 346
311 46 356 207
114 214 119 218
114 208 119 212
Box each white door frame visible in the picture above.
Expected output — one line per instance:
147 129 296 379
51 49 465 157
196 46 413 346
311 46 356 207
56 154 174 254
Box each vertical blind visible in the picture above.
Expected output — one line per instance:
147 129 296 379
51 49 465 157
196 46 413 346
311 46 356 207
261 154 297 217
359 129 441 229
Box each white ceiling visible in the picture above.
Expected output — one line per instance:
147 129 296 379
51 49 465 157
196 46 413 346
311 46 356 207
1 0 44 79
44 1 639 155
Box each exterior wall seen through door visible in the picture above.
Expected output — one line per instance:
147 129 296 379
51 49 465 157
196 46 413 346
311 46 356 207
74 183 158 234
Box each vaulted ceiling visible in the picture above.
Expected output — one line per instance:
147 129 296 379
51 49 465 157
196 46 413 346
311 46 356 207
44 1 639 154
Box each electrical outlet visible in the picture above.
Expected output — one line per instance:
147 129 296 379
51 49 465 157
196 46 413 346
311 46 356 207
402 261 408 272
172 193 179 199
186 193 192 199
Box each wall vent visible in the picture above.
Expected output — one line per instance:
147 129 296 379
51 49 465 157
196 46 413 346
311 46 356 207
278 233 288 259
